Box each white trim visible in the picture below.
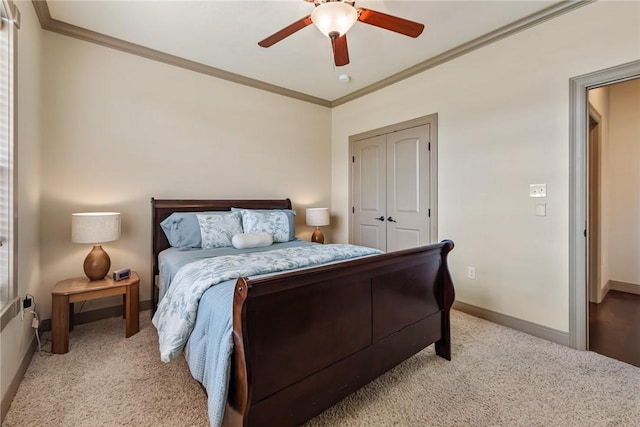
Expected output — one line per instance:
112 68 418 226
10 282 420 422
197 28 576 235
0 0 17 331
609 280 640 296
597 279 611 304
569 60 640 350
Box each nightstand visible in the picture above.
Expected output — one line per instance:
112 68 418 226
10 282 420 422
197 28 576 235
51 271 140 354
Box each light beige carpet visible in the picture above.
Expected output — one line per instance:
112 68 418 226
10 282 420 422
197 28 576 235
3 310 639 426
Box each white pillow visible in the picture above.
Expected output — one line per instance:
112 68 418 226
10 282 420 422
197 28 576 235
232 232 273 249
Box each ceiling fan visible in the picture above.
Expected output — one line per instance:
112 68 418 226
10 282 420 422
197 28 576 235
258 0 424 67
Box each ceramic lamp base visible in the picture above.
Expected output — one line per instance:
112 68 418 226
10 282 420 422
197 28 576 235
311 227 325 244
83 245 111 281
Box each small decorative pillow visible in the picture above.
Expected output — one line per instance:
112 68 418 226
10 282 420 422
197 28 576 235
239 210 291 243
196 212 243 248
232 232 273 249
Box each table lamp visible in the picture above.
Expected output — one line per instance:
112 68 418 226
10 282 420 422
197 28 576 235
306 208 330 244
71 212 121 281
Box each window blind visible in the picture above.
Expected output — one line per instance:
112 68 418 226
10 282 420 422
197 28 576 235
0 10 14 308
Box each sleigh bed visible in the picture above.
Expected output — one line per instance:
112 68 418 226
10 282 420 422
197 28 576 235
151 198 455 427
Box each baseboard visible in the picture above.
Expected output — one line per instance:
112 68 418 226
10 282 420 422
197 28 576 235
39 300 151 333
1 333 36 423
598 280 612 303
2 300 151 421
453 301 570 347
609 280 640 295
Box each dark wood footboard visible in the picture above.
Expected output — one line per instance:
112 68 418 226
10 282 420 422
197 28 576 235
226 240 455 427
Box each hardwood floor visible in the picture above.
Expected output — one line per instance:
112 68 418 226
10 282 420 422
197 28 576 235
589 290 640 368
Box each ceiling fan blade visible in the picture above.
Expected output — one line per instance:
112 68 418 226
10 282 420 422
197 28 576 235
357 8 424 38
331 34 350 67
258 16 313 47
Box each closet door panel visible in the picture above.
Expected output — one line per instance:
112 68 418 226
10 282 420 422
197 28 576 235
386 125 431 252
352 135 387 251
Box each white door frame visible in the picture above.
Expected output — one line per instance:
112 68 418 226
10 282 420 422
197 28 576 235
348 114 438 245
569 60 640 350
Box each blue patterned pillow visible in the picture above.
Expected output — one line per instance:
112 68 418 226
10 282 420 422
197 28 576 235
239 210 292 243
232 208 296 241
196 212 243 248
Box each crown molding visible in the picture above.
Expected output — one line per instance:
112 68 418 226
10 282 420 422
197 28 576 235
31 0 592 108
331 0 594 106
30 0 331 107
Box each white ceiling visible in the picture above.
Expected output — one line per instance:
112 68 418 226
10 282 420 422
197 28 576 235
46 0 566 102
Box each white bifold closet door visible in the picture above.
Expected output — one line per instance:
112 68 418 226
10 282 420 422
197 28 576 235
352 124 431 252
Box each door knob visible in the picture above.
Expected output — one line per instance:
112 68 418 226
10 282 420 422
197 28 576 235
374 216 385 221
387 217 397 222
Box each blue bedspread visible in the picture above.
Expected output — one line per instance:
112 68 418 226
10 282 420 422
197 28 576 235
157 239 312 301
152 243 382 426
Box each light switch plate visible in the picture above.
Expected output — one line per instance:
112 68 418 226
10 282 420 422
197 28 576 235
530 184 547 198
535 202 547 216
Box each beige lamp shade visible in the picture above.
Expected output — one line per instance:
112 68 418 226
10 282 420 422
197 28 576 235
71 212 121 281
306 208 330 244
71 212 121 244
306 208 330 227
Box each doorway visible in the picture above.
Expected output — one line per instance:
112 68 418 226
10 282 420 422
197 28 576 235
569 59 640 352
569 61 640 350
586 79 640 367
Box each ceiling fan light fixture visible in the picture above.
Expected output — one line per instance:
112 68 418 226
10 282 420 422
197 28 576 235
311 2 358 39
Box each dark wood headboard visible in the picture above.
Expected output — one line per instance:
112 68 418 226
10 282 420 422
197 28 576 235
150 198 292 312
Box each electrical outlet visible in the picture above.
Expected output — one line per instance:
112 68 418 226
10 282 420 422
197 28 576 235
467 266 476 280
22 295 34 321
529 184 547 198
